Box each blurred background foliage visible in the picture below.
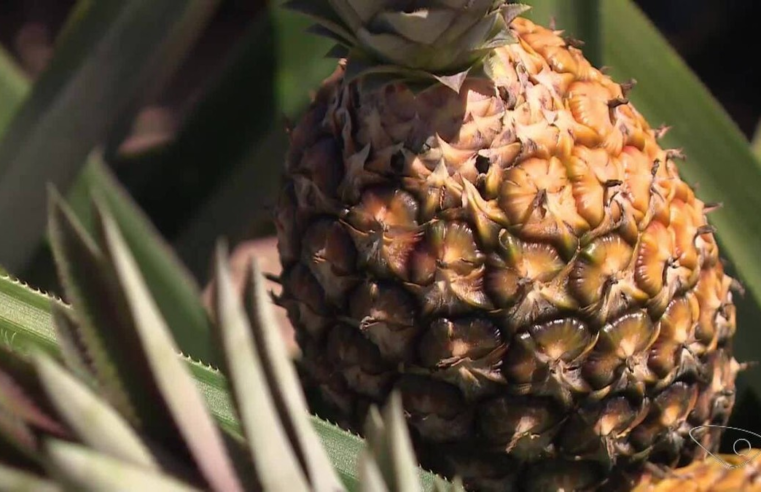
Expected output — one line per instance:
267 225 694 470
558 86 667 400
1 0 761 453
0 0 758 279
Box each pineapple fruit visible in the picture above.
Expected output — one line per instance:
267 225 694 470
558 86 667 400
276 1 739 490
633 453 761 491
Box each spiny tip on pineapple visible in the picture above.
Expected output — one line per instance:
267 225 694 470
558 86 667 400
276 2 739 490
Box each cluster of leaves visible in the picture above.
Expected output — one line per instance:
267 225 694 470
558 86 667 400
0 171 461 491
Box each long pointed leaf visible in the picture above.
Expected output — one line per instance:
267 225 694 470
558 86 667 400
363 394 421 492
50 303 93 379
33 353 156 469
0 463 59 492
243 260 344 492
45 440 201 492
0 0 220 272
358 450 389 492
99 208 242 492
0 47 29 137
212 246 311 492
753 121 761 161
599 0 761 385
0 239 441 491
525 0 600 66
48 190 144 423
175 0 336 278
78 158 217 367
0 350 66 438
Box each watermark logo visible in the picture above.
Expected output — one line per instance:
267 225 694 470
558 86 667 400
689 425 761 469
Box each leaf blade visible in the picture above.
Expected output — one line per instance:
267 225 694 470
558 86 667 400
45 440 202 492
80 158 217 368
99 208 242 492
0 0 220 272
33 353 157 469
243 260 345 492
212 247 311 492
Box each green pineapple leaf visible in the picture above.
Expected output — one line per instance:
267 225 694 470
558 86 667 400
753 121 761 161
74 159 218 368
0 189 449 491
0 47 28 137
44 440 202 492
49 303 93 380
33 352 156 469
48 188 147 424
96 202 243 492
241 256 345 490
596 0 761 391
0 463 58 492
364 393 423 492
0 263 452 490
0 0 221 273
358 451 389 492
525 0 601 65
211 245 310 492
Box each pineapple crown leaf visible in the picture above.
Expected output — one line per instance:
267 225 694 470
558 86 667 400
287 0 529 90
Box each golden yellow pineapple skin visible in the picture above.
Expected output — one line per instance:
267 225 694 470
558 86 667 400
276 17 738 490
634 452 761 491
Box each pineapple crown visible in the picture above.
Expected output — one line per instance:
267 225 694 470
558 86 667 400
287 0 530 91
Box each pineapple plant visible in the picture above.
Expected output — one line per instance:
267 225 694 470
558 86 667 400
275 1 740 489
0 181 752 492
0 191 463 492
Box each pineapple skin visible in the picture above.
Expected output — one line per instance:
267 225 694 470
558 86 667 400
633 452 761 491
276 17 738 491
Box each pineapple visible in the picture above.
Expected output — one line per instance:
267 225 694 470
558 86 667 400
276 1 740 490
633 452 761 491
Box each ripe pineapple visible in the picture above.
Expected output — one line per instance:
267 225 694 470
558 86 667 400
633 452 761 491
276 1 739 489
